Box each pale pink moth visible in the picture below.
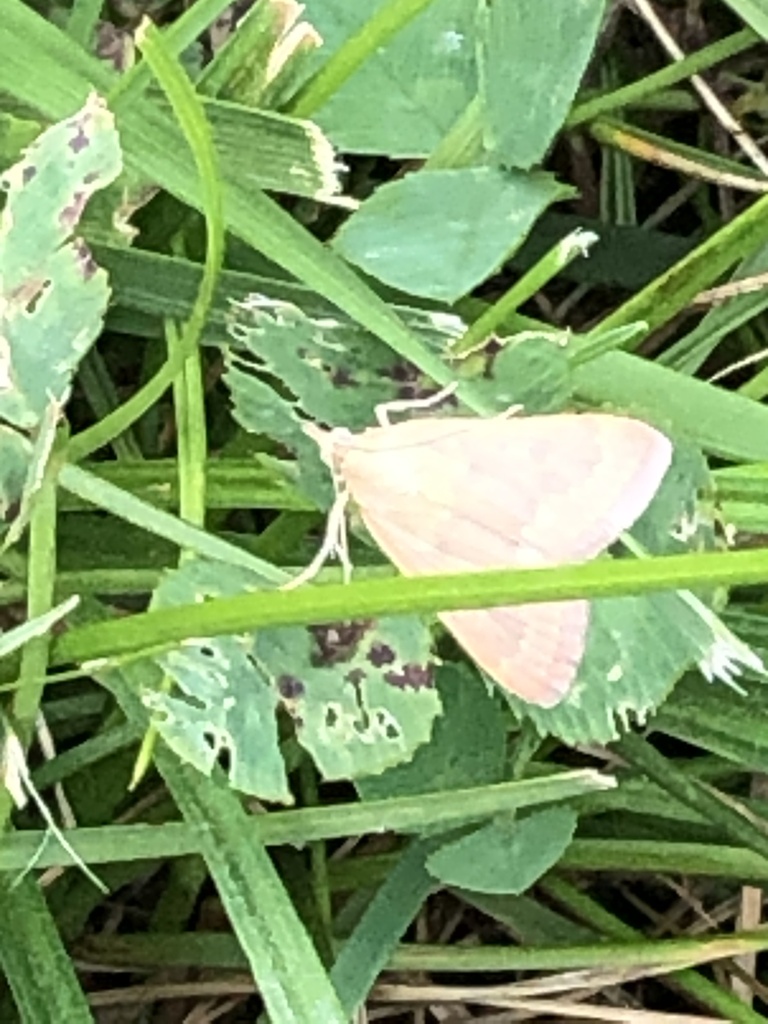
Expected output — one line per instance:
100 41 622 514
305 411 672 706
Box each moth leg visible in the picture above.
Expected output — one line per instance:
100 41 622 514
283 488 352 589
374 381 458 427
497 403 524 420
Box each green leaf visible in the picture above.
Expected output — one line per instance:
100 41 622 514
225 294 459 430
458 331 573 413
222 353 330 505
226 301 570 424
478 0 606 168
333 167 571 301
517 591 725 745
426 806 578 894
306 0 478 156
0 111 41 167
148 636 290 802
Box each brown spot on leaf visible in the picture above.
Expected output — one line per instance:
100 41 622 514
384 662 434 690
68 124 89 154
378 361 458 406
73 239 98 278
310 620 374 667
60 192 88 231
367 642 395 667
381 360 418 384
331 366 357 388
277 674 305 700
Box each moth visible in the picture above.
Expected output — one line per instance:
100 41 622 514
300 404 672 706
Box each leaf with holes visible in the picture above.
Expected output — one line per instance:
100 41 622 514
145 558 441 795
256 615 440 780
0 93 121 429
222 295 464 504
145 560 290 802
0 93 120 546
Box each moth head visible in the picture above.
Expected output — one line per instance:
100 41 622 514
303 421 356 476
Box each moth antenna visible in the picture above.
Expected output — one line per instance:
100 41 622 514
374 381 459 427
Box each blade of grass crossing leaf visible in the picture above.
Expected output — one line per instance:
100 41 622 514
573 350 768 461
59 464 286 581
133 19 226 362
51 548 768 669
0 774 614 874
124 21 227 785
129 319 209 787
76 350 142 459
288 0 438 118
452 229 597 355
0 599 78 661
